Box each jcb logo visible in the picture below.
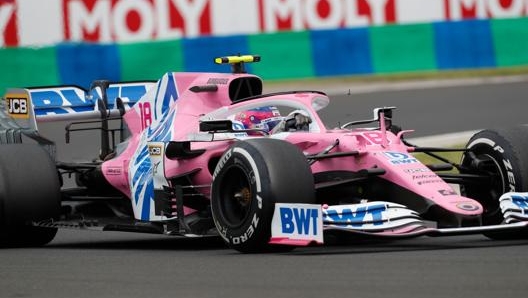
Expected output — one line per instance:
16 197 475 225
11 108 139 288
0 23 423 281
148 145 162 156
6 95 29 119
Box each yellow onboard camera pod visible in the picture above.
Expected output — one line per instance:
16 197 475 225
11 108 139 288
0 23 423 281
214 55 261 73
214 55 261 65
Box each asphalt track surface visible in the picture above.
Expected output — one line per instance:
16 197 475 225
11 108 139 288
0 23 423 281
316 76 528 138
2 78 528 298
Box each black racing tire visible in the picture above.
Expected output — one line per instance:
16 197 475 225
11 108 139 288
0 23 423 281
211 138 315 253
0 144 61 247
461 125 528 238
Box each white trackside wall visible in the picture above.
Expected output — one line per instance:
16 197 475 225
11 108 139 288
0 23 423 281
2 0 528 47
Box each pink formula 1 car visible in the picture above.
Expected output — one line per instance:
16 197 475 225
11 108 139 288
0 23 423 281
1 55 528 253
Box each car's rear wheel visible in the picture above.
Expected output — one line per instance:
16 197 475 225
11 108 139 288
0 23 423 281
461 126 528 238
0 144 61 247
211 138 315 253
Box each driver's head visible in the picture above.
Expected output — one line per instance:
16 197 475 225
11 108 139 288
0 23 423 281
235 106 282 133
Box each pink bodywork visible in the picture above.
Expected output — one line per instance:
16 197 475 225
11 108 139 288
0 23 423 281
101 71 483 219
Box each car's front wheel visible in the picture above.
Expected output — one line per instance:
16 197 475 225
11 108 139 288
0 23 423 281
211 138 315 253
461 125 528 238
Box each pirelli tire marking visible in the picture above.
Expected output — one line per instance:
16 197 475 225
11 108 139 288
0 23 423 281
212 146 263 246
467 137 516 192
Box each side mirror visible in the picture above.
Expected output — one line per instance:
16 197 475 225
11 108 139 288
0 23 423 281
199 120 234 132
373 107 396 121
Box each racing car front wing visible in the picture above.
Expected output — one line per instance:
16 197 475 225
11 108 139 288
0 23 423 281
269 192 528 246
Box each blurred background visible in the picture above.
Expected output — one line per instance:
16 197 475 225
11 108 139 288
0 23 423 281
1 0 527 92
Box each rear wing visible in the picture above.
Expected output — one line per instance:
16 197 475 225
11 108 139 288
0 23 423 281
1 80 155 160
5 81 155 123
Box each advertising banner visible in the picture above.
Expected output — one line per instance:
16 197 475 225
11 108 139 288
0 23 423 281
2 0 528 47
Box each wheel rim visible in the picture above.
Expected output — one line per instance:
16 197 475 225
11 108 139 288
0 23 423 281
218 165 254 228
462 152 505 224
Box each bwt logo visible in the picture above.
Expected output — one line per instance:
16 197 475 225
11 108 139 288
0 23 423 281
279 207 320 235
384 152 418 165
30 84 148 116
324 204 386 227
511 194 528 209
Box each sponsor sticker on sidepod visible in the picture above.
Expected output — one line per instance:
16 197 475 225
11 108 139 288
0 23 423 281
270 203 323 245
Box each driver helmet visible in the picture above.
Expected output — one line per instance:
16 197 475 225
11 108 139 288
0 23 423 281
235 106 283 133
